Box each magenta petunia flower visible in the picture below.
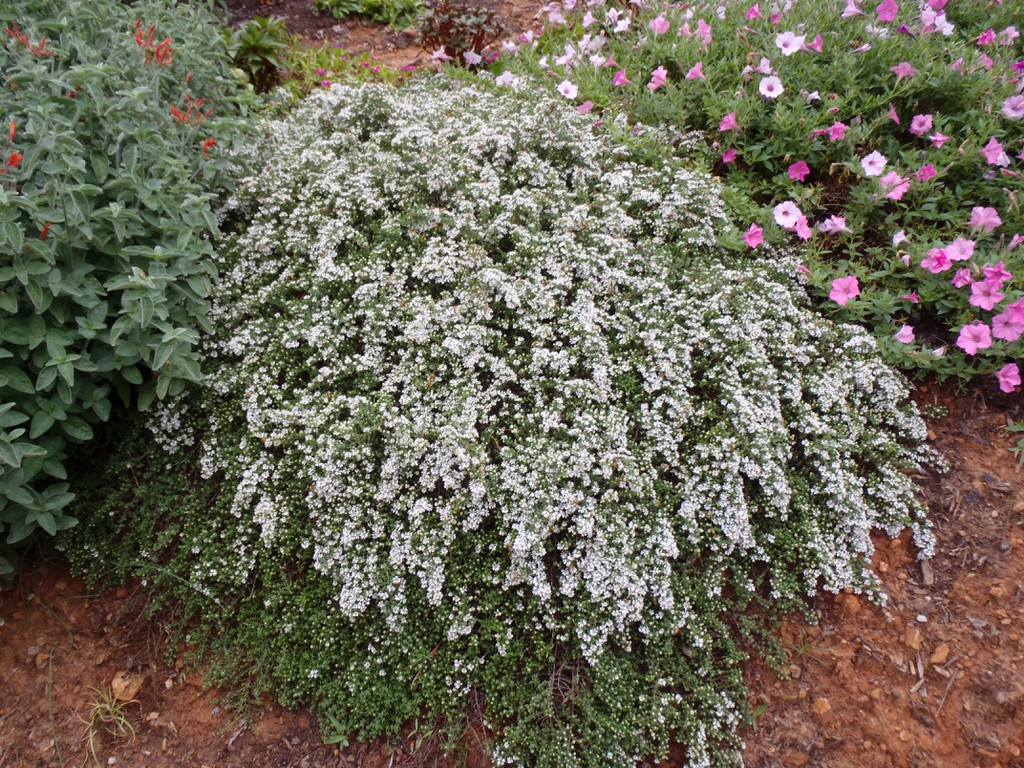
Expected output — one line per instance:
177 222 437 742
956 321 992 354
969 281 1004 311
828 121 848 141
830 275 860 305
875 0 898 22
909 113 933 136
612 69 632 86
890 62 917 82
649 15 670 34
915 164 936 182
898 291 919 303
976 28 995 46
861 151 887 176
888 103 900 124
968 206 1002 231
952 268 973 288
788 160 811 181
996 363 1021 393
746 3 764 20
722 149 737 163
894 324 915 343
743 223 764 248
719 112 738 131
879 171 910 200
921 248 951 273
981 137 1010 166
685 62 706 80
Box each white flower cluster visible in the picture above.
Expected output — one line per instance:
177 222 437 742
170 79 934 764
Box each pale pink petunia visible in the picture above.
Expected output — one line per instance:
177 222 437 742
743 223 764 248
894 324 915 343
979 53 994 71
970 281 1004 311
861 151 887 177
842 0 864 17
1010 234 1024 252
981 137 1010 166
915 164 936 182
776 31 806 56
909 114 933 136
788 160 810 181
929 132 951 148
890 62 916 82
969 206 1002 231
879 171 910 200
950 57 964 72
946 237 975 261
952 268 973 288
577 100 594 114
722 149 738 163
876 0 898 22
797 265 813 276
956 321 992 354
828 121 847 141
893 230 910 247
612 69 632 85
746 3 764 20
557 80 578 98
992 311 1024 342
759 75 785 99
830 275 860 305
795 216 813 241
685 62 706 80
921 248 951 273
819 215 851 234
888 103 901 124
648 66 668 91
998 26 1020 47
1002 95 1024 120
852 43 871 53
649 15 670 34
696 19 712 45
774 201 803 229
719 112 738 131
996 364 1021 393
582 10 597 27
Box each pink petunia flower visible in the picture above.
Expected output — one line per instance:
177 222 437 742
981 137 1010 166
998 26 1020 47
968 206 1002 231
996 363 1021 393
879 171 910 200
894 324 915 343
774 201 803 229
888 103 901 124
685 62 706 80
722 149 738 163
875 0 898 23
648 66 668 91
970 281 1004 311
557 80 579 98
788 160 811 181
795 216 813 240
921 248 951 273
946 237 975 261
828 121 847 141
649 16 670 34
915 164 936 182
696 19 712 45
982 261 1013 285
746 3 764 20
719 112 738 131
1010 234 1024 252
776 31 806 56
612 69 632 86
759 75 785 98
861 151 887 176
806 34 823 52
909 114 933 136
893 230 910 247
898 291 919 303
842 0 864 17
819 215 851 234
830 275 860 305
929 132 951 148
976 28 995 46
956 321 992 354
952 268 973 288
743 223 765 248
797 265 813 276
1002 95 1024 120
890 62 917 82
992 311 1024 342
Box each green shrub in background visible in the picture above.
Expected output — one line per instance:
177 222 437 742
0 0 254 578
66 79 938 767
224 15 290 94
314 0 424 30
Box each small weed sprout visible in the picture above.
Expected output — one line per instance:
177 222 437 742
80 687 137 766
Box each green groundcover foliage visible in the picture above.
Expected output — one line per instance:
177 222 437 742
65 79 938 767
0 0 255 575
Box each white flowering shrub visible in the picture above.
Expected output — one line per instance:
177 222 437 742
68 78 936 767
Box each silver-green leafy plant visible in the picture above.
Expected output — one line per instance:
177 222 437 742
127 77 933 766
0 0 254 573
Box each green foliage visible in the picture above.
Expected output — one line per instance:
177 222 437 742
278 39 414 98
417 0 503 63
314 0 424 30
65 79 937 768
0 0 254 572
515 0 1024 386
224 15 290 94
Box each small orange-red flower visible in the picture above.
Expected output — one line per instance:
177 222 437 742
7 151 22 168
202 137 216 157
40 223 50 241
171 96 212 125
8 121 14 142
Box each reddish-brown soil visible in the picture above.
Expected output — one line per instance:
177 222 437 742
3 7 1024 767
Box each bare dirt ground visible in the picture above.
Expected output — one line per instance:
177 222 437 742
3 5 1024 767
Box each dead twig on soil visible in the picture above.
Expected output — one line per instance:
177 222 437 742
934 667 960 719
48 649 67 768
